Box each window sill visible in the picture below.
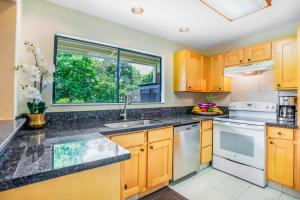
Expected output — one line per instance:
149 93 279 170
51 102 166 106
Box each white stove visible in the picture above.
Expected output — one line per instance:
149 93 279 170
212 101 277 187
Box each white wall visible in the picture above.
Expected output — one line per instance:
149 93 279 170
17 0 204 114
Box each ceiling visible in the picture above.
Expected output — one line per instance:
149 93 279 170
46 0 300 53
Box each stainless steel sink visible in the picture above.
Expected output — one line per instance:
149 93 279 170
103 119 161 129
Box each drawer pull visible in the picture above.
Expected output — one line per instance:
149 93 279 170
270 141 274 144
140 148 144 152
124 184 128 190
278 132 282 135
150 146 154 149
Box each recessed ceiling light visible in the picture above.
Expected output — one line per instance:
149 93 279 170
131 7 144 15
179 27 190 32
199 0 272 21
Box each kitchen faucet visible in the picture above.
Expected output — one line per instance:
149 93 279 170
120 95 131 120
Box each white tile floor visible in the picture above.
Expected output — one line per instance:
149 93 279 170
169 167 300 200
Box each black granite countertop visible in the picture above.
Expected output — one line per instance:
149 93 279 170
0 114 214 192
0 119 26 153
266 121 298 129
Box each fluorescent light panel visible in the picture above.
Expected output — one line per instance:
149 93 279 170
200 0 271 21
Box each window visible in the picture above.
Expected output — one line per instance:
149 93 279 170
53 36 162 104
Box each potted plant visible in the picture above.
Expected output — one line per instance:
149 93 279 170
16 41 55 128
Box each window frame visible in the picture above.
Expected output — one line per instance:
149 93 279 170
52 34 163 105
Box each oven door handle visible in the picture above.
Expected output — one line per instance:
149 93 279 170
213 121 265 130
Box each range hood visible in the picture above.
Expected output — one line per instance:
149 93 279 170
224 60 273 77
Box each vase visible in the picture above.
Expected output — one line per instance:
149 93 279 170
27 113 46 129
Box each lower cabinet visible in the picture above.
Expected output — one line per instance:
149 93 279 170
121 146 146 198
110 127 173 199
147 139 172 188
200 120 213 164
267 127 294 187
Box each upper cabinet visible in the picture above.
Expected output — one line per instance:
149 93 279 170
174 50 208 92
209 55 231 92
224 49 244 67
244 42 272 63
209 55 224 91
224 42 272 67
273 37 297 90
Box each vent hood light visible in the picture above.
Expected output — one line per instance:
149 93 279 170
199 0 272 21
224 60 273 77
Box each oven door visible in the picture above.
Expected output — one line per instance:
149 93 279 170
213 120 266 170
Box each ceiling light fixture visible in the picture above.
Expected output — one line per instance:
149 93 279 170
131 7 144 15
199 0 272 21
179 27 190 32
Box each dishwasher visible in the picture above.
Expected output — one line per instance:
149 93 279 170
173 123 200 181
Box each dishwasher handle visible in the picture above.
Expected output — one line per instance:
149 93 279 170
175 123 199 133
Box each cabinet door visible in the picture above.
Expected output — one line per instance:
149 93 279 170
245 42 272 63
210 55 224 91
273 37 297 90
224 49 244 67
121 146 146 198
267 139 294 187
201 145 212 164
186 52 205 91
147 140 172 188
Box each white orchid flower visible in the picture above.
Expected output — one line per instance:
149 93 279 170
28 68 41 83
21 85 42 101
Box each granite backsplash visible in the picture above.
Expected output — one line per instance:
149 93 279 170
20 106 228 131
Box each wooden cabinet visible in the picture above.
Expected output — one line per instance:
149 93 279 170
174 50 208 92
267 127 294 187
200 120 213 164
209 55 224 91
273 37 297 90
209 54 231 92
224 42 272 67
245 42 272 63
111 127 173 199
121 146 146 197
110 131 146 199
147 139 172 187
224 49 244 67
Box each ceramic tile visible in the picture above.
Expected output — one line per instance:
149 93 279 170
173 185 200 200
283 186 300 199
195 188 233 200
182 169 229 194
214 175 251 199
238 185 281 200
279 193 300 200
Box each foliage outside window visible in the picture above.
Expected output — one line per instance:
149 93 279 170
53 36 162 104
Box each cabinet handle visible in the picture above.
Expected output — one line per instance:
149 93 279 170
248 58 251 62
150 146 154 149
140 148 144 152
277 84 281 87
270 141 273 144
188 86 191 89
124 184 128 190
218 87 221 90
240 60 242 63
278 132 282 135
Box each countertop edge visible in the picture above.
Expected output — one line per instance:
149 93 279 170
0 152 130 192
0 119 26 154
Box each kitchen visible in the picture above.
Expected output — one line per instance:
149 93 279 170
0 0 300 200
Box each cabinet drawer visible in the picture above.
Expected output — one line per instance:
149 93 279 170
110 132 145 148
201 129 213 147
267 127 294 140
201 145 212 164
148 127 173 143
201 120 212 130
